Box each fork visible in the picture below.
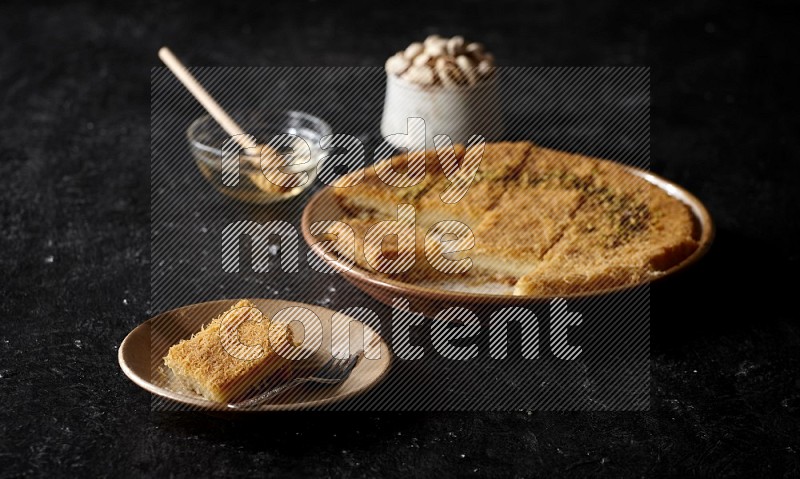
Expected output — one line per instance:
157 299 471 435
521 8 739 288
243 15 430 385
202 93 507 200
227 350 364 409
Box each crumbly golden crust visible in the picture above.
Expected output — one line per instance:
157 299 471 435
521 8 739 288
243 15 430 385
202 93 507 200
329 217 467 281
470 187 583 278
412 141 533 226
163 300 295 402
332 148 456 220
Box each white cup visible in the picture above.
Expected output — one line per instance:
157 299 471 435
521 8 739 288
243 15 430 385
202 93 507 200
380 72 503 149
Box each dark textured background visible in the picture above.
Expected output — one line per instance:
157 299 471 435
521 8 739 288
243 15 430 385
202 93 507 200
1 0 799 476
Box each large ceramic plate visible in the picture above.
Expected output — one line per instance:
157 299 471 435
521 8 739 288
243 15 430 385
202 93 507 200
301 166 714 316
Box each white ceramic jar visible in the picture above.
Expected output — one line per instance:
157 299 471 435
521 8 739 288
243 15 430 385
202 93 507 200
380 71 503 149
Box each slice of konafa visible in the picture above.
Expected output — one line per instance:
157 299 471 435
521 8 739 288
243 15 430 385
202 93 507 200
163 300 296 403
513 182 698 296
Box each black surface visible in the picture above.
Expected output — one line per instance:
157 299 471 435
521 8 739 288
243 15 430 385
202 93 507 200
1 0 799 476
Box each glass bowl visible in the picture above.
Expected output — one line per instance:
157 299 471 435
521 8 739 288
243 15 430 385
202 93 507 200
186 110 332 204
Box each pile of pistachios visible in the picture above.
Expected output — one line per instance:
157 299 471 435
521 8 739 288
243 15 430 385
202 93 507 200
385 35 495 87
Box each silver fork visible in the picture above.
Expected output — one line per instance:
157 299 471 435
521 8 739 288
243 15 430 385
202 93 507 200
227 350 363 410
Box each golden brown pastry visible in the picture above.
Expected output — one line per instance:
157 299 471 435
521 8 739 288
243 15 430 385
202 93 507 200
328 142 699 295
163 300 296 402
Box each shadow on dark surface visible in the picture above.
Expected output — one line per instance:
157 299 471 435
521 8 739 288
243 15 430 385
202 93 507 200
651 226 794 354
152 411 421 455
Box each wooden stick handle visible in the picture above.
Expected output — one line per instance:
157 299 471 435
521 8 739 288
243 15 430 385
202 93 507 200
158 47 251 150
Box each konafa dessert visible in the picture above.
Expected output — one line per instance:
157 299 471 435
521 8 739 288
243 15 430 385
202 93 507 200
328 142 699 295
163 300 297 402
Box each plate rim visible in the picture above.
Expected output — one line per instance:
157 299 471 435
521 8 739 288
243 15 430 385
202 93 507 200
118 298 392 411
300 164 715 303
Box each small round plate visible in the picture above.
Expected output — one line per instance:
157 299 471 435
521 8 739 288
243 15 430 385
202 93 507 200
301 166 714 317
118 299 391 411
